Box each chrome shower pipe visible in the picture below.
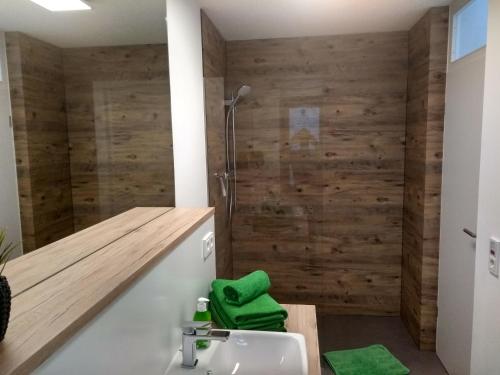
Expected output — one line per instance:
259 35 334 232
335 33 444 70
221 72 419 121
224 97 236 223
218 85 251 225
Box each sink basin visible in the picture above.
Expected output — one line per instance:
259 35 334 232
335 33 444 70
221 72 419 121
165 330 308 375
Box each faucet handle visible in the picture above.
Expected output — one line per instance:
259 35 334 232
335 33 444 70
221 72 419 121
182 321 211 334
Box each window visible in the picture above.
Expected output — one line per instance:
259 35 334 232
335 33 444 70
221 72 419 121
451 0 488 62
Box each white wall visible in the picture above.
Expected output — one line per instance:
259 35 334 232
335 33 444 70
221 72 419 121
166 0 209 208
34 217 216 375
470 1 500 374
0 32 23 257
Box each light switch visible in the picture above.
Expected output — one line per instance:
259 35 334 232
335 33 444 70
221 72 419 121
489 237 500 278
202 232 215 261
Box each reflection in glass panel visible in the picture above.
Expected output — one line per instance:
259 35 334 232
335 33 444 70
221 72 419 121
289 107 320 152
93 80 173 222
64 45 174 231
2 5 173 253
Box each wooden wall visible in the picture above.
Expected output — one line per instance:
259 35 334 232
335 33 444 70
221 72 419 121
63 45 175 230
401 7 448 350
6 32 74 252
202 11 226 78
226 32 409 314
201 11 233 278
6 36 175 249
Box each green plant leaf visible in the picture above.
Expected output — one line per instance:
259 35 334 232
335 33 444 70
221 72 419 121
0 243 13 262
0 229 18 276
0 243 16 276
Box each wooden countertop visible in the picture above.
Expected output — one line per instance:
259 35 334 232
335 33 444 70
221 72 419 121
283 304 321 375
4 207 172 297
0 207 214 375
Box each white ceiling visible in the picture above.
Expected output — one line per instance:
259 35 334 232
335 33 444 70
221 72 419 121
0 0 167 48
199 0 452 41
0 0 452 48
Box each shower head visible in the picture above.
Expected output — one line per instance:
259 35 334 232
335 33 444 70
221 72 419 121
226 84 252 108
236 84 252 98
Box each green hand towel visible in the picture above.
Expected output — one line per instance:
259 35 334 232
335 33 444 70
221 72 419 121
323 345 410 375
223 270 271 306
210 291 286 331
210 279 287 331
210 297 286 332
212 291 286 326
209 291 233 328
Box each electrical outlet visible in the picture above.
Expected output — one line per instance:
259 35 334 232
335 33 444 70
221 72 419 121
202 232 215 261
489 237 500 278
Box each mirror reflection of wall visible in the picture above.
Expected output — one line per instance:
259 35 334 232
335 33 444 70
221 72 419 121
0 0 173 255
0 32 22 259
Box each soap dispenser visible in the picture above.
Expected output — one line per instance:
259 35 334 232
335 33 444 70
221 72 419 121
193 297 211 349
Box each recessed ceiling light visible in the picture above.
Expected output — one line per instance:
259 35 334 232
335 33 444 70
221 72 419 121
29 0 91 12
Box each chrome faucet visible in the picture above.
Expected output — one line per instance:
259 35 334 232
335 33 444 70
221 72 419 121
181 321 230 368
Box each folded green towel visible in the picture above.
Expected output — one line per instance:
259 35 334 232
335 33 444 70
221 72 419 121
323 345 410 375
210 292 286 331
223 270 271 306
210 298 286 332
210 279 288 332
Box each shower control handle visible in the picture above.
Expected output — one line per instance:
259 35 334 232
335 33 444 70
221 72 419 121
214 172 227 197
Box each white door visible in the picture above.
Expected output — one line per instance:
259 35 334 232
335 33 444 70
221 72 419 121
436 46 486 375
0 32 23 257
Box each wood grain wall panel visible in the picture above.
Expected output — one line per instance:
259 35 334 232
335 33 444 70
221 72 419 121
226 32 409 314
202 11 226 78
6 32 74 252
5 32 36 252
202 11 233 278
62 45 174 230
401 7 448 350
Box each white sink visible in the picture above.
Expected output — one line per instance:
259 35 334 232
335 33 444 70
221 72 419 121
165 330 308 375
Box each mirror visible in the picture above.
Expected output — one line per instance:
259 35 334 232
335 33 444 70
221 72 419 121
0 0 173 256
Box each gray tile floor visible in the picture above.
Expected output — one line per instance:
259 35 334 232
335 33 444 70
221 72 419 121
317 315 448 375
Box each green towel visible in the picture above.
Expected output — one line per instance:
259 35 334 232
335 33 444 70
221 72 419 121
323 345 410 375
211 298 286 332
210 292 286 331
223 270 271 306
210 279 287 331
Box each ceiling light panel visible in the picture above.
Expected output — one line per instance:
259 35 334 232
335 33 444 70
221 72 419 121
29 0 91 12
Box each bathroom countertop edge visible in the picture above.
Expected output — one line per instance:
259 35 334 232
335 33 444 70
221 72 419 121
283 304 321 375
